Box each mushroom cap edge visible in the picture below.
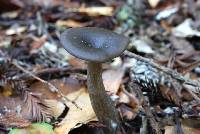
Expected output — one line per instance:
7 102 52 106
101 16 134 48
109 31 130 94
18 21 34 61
60 27 130 62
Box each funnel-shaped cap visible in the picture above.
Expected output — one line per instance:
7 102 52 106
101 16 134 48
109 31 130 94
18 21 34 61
60 27 129 62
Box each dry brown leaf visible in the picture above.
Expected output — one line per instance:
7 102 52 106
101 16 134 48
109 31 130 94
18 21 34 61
148 0 160 8
102 68 124 94
6 26 26 35
30 77 82 100
0 79 52 123
160 20 172 32
68 121 106 134
165 125 200 134
119 104 137 120
183 126 200 134
160 86 182 106
44 99 66 119
68 57 86 69
123 90 140 112
164 126 177 134
54 87 95 134
30 35 47 53
56 20 87 28
0 112 31 128
118 90 130 104
78 6 114 16
22 91 52 122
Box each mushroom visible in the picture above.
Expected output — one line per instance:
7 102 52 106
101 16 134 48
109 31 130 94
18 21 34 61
60 27 129 133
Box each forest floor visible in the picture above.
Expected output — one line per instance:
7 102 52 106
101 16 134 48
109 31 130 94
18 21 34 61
0 0 200 134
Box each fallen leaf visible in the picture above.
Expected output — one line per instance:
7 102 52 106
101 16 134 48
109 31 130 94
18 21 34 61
0 112 31 129
172 19 200 37
6 25 26 35
156 7 178 20
78 6 114 16
40 42 58 53
0 90 52 124
164 126 177 134
1 11 19 19
69 121 106 134
148 0 160 8
44 99 67 119
169 36 194 55
29 77 83 121
68 57 86 69
56 20 87 28
159 85 182 106
130 38 154 54
102 67 124 94
119 104 137 120
123 89 140 112
54 88 95 134
165 124 200 134
118 90 130 104
30 77 82 100
183 126 200 134
30 35 47 53
160 20 172 32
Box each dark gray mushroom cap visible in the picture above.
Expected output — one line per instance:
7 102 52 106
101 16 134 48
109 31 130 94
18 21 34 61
60 27 129 62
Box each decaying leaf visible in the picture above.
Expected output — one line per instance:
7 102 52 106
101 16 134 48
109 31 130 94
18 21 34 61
164 124 200 134
29 77 82 100
102 67 124 94
6 25 27 35
0 112 31 129
172 19 200 37
54 88 95 134
56 20 87 28
1 0 200 134
159 86 182 106
78 6 114 16
30 35 47 53
44 99 67 119
119 104 137 120
68 121 106 134
148 0 160 8
0 79 53 128
130 37 154 54
22 91 52 122
156 7 178 20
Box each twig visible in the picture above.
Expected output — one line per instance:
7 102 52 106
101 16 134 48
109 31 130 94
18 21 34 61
14 67 86 80
124 51 200 89
174 110 184 134
183 84 200 103
143 96 162 134
140 116 148 134
180 59 200 75
12 59 81 109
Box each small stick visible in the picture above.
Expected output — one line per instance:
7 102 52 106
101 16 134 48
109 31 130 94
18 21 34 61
180 59 200 75
12 59 81 109
143 96 162 134
124 51 200 89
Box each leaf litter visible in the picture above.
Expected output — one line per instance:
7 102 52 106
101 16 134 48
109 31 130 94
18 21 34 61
0 0 200 134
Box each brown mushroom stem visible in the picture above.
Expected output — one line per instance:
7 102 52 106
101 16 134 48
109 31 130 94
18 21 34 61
87 62 121 134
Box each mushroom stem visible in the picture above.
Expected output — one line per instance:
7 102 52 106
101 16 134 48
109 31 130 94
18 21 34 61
87 62 121 134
